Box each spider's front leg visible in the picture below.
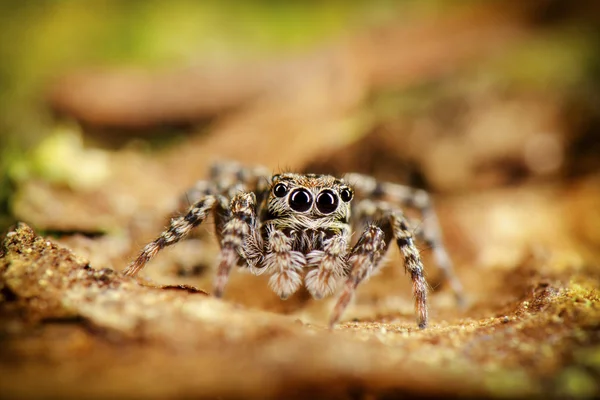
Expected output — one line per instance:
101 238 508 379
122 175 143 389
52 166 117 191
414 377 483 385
330 211 428 329
345 173 463 306
391 212 429 328
213 192 259 297
329 225 388 328
123 194 224 277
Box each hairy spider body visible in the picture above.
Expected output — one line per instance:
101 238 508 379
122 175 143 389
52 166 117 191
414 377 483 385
123 161 463 328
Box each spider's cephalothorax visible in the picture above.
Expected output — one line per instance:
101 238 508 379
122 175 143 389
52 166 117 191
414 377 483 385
123 161 463 329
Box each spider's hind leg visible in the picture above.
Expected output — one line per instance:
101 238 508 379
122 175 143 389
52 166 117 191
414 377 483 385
411 205 464 307
180 161 271 209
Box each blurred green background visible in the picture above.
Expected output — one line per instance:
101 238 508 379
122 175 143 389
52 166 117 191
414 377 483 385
0 0 403 227
1 0 599 232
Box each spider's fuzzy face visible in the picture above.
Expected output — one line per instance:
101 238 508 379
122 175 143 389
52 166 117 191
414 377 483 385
267 173 354 227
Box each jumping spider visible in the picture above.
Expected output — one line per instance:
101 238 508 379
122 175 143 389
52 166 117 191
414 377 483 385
123 161 463 328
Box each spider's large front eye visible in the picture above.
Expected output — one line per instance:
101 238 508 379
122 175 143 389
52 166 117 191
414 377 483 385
340 187 353 202
316 190 339 214
289 189 312 212
273 183 288 197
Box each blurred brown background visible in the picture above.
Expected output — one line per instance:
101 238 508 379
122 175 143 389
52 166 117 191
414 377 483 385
1 1 600 399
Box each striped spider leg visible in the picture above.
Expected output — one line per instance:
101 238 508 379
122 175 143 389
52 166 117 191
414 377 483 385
344 173 464 306
122 161 270 298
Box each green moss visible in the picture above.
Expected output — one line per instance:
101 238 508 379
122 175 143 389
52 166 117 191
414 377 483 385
556 367 598 398
0 136 24 231
483 368 539 397
575 346 600 373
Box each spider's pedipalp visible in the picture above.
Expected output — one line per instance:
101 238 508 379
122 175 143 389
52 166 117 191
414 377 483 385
306 232 349 299
263 227 306 299
123 194 220 277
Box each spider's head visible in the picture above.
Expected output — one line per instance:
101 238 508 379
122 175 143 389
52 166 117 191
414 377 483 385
268 173 354 223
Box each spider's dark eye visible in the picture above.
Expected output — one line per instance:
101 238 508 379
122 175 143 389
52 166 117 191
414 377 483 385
316 190 339 214
340 188 353 202
289 189 312 212
273 183 288 197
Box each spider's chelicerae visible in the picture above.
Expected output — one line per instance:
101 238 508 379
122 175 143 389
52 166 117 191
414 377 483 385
123 161 463 328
